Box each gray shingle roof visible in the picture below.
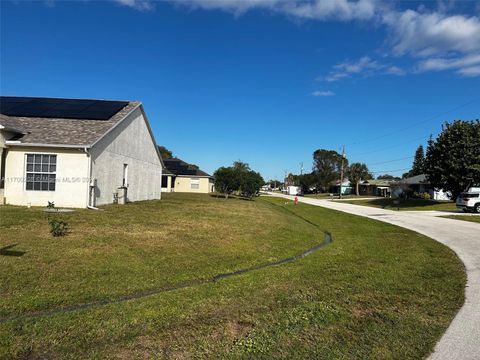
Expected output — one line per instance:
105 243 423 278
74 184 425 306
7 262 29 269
401 174 428 184
361 179 392 186
0 98 139 147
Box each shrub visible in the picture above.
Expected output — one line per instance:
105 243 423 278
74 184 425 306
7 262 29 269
413 191 431 200
49 219 69 237
45 201 69 237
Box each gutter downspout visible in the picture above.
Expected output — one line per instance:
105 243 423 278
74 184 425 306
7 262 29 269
84 147 100 210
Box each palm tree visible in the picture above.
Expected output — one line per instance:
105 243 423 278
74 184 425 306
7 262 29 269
347 163 373 196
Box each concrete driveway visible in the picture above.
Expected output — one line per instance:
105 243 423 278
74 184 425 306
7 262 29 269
268 193 480 360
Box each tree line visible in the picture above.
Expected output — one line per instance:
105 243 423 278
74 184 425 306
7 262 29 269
273 119 479 198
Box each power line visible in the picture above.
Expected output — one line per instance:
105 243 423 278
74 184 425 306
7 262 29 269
347 96 480 147
368 156 413 166
369 167 410 174
351 135 427 156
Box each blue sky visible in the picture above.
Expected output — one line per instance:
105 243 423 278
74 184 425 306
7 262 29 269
1 0 479 180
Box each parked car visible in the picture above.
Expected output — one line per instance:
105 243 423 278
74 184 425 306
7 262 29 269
456 191 480 213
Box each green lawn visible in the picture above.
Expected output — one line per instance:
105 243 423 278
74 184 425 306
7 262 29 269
441 215 480 224
0 193 465 359
337 197 458 211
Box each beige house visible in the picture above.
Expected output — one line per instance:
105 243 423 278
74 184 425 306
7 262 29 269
0 96 163 208
161 157 214 194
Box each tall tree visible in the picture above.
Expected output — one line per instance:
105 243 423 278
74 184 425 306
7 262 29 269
412 145 425 175
157 145 173 160
240 171 264 199
347 163 372 196
298 173 316 194
425 120 480 199
267 179 283 189
377 174 400 180
233 161 250 172
403 145 426 178
287 172 316 193
312 149 347 192
213 167 239 198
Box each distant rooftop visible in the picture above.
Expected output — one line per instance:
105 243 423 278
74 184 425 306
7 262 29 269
361 179 392 186
0 96 139 146
162 157 211 177
400 174 429 185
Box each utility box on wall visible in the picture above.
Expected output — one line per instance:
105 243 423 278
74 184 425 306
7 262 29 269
117 186 127 205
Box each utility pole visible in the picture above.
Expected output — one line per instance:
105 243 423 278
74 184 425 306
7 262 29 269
339 145 345 199
300 162 304 176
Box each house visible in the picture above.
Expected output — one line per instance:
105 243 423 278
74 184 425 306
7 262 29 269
0 96 163 208
359 179 391 197
391 174 451 200
330 179 353 195
161 157 214 193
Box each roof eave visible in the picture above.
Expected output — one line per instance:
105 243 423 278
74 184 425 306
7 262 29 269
5 141 90 149
176 174 213 178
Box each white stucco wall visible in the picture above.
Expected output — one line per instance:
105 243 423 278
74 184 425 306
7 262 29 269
3 146 89 208
89 107 162 206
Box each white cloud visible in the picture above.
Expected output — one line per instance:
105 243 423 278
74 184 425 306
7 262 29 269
384 65 406 75
417 53 480 71
115 0 155 11
416 53 480 76
311 90 335 97
172 0 380 21
111 0 480 77
278 0 378 21
324 56 405 81
171 0 279 16
458 65 480 77
384 9 480 57
44 0 56 8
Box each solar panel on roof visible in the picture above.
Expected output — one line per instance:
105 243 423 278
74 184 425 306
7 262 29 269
0 97 129 120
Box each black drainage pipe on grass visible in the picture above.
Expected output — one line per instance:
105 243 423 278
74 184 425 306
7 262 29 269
0 217 332 324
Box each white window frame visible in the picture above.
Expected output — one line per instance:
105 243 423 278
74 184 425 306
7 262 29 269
190 178 200 190
25 153 57 191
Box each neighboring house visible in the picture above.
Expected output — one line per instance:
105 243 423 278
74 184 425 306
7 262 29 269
359 179 391 197
391 174 451 200
0 96 163 208
330 179 353 195
161 157 214 193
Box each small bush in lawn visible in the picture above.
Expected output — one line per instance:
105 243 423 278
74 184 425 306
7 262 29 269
45 201 69 237
49 219 69 237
